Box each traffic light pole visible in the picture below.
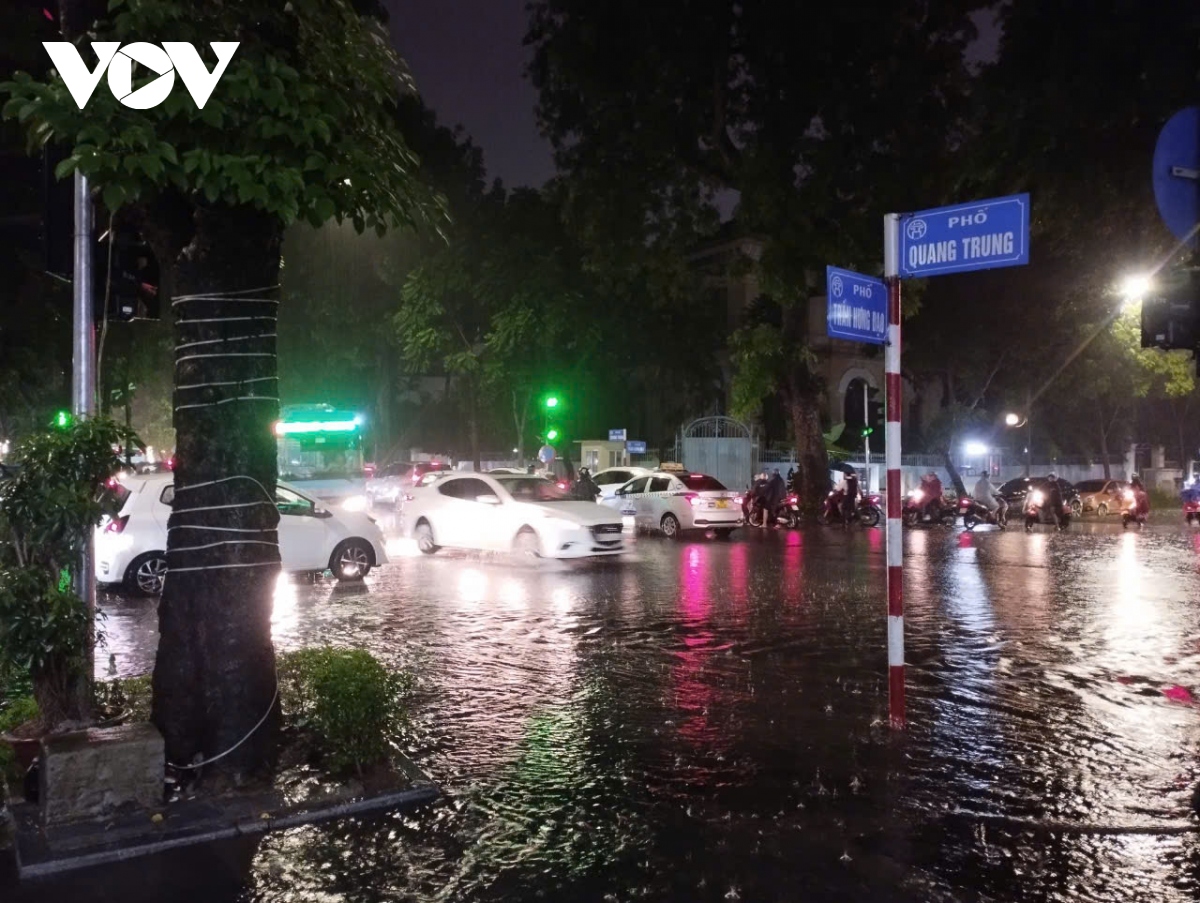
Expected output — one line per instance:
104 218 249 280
72 171 97 678
883 213 904 730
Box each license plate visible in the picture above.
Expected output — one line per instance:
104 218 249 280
715 500 728 509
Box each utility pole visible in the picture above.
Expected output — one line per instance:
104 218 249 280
862 380 871 490
72 170 96 676
1024 388 1032 477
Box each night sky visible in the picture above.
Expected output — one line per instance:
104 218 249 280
384 0 555 189
382 3 1000 194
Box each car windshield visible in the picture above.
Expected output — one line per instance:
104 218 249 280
496 476 571 502
1075 480 1105 492
999 479 1029 493
681 473 727 492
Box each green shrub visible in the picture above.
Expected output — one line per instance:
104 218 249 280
278 648 411 775
93 675 152 722
0 695 39 784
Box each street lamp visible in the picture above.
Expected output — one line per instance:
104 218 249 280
1004 408 1031 476
544 395 559 409
1120 273 1153 305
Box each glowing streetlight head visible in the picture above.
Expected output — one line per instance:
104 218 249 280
1120 273 1153 302
546 428 560 441
964 441 989 457
1005 413 1020 427
544 396 559 409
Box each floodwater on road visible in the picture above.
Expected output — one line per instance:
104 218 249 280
19 518 1200 902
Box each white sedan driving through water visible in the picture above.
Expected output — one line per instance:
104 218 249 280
400 473 626 558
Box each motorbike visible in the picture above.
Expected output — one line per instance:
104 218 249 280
1024 487 1072 532
819 489 882 527
959 495 1007 530
903 488 957 527
1121 488 1149 530
748 494 799 528
1183 492 1200 526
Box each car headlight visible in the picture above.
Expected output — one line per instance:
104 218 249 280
341 495 368 512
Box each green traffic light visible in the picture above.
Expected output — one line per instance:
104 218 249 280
546 428 560 441
545 396 559 409
862 427 874 437
53 410 72 429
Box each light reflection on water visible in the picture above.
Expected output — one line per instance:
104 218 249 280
70 525 1200 903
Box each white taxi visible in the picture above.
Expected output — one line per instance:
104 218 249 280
602 465 742 538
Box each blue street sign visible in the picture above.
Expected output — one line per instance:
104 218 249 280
608 428 626 442
900 193 1030 278
1153 107 1199 246
826 266 887 345
626 440 647 454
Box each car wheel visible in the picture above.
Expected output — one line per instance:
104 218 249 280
125 552 167 597
332 540 373 582
415 520 439 555
661 513 682 539
513 528 541 558
1097 503 1108 517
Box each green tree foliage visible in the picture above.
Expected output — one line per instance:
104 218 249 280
396 187 582 468
527 0 986 505
0 417 134 726
905 0 1200 460
1 0 442 778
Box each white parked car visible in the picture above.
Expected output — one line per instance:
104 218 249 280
591 466 652 500
601 466 742 538
400 473 625 559
96 474 388 595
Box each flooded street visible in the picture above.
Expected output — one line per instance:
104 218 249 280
22 519 1200 901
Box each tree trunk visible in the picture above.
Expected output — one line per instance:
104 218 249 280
375 347 393 459
787 384 829 514
468 379 481 472
150 204 282 783
513 389 528 465
1099 417 1111 481
943 449 966 497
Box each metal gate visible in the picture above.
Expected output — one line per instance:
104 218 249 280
677 416 757 492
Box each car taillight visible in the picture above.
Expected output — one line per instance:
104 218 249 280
105 515 129 534
686 493 702 508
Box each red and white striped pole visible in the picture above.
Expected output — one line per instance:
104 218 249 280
883 213 905 729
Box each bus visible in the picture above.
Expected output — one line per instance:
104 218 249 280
275 404 368 508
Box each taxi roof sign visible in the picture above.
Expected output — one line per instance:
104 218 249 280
658 462 688 473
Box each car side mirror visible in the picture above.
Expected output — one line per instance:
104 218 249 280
476 494 501 505
313 507 333 519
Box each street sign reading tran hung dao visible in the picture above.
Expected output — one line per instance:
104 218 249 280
900 193 1030 278
826 266 887 345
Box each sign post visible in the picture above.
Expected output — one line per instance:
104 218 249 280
882 214 904 729
876 192 1031 730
